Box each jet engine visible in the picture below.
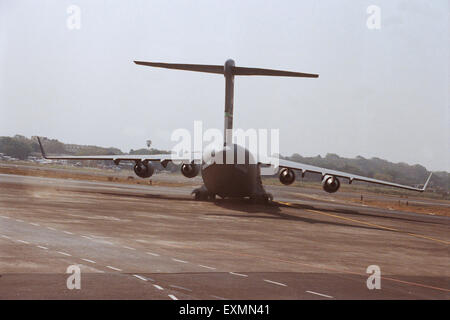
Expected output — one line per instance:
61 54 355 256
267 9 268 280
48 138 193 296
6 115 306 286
181 163 200 178
279 168 296 185
133 161 154 178
322 175 340 193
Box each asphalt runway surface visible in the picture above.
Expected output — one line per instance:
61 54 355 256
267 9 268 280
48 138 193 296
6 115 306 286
0 173 448 299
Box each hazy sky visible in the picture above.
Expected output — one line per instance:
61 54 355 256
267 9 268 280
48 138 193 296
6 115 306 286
1 0 448 171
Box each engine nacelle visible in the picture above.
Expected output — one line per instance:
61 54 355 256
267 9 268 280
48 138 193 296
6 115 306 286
279 168 296 185
181 163 199 178
322 175 340 193
133 161 154 178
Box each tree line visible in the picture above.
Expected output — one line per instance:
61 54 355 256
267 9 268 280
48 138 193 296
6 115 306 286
0 135 448 194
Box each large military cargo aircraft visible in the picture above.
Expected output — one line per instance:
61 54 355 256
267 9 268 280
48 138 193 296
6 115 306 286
37 59 432 202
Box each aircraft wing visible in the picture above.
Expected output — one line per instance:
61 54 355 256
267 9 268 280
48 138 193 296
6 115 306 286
274 158 432 192
36 137 200 165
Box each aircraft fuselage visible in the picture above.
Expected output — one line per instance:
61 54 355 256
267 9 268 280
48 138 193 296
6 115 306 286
200 144 263 199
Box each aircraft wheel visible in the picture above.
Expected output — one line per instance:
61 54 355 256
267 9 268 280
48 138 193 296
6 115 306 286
192 191 201 200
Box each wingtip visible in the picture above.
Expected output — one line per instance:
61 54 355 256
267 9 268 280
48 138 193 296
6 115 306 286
422 172 433 191
36 137 47 159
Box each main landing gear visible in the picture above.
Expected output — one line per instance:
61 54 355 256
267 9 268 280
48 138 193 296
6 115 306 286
191 185 216 201
191 185 273 204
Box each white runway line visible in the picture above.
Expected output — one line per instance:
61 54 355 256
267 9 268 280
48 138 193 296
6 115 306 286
63 231 73 235
0 216 10 219
210 295 226 300
229 272 248 277
17 240 30 244
57 251 72 256
122 246 136 251
169 284 192 292
47 227 56 231
81 235 92 240
198 264 216 270
81 258 96 264
133 274 148 282
106 266 122 272
153 284 164 290
30 223 40 226
168 294 178 300
1 235 11 239
263 279 287 287
15 219 24 222
92 239 114 245
147 252 160 257
37 245 48 250
172 258 188 264
306 290 333 299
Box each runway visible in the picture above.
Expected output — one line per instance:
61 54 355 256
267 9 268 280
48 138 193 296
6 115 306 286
0 173 448 299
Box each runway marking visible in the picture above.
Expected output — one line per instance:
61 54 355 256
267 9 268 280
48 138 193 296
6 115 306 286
63 231 73 235
198 264 216 270
1 235 11 239
99 240 114 245
211 295 227 300
147 252 160 257
17 240 30 244
263 279 287 287
306 290 333 299
172 258 188 264
229 272 248 277
170 284 192 292
47 227 56 231
81 258 96 264
30 223 40 226
153 284 164 290
162 242 450 293
106 266 122 272
81 235 92 240
57 251 72 256
122 246 136 250
15 219 23 222
168 294 178 300
37 245 48 250
133 274 148 282
278 201 450 245
0 215 10 219
305 209 450 245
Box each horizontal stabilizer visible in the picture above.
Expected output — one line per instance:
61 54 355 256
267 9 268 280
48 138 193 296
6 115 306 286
232 66 318 78
134 61 224 74
134 60 318 78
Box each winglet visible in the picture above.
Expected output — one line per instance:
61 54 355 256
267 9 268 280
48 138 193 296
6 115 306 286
421 172 433 191
36 137 48 159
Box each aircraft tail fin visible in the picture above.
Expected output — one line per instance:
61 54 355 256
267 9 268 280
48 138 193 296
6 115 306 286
135 58 319 146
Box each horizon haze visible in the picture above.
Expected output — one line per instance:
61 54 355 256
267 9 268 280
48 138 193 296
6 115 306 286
1 0 448 171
